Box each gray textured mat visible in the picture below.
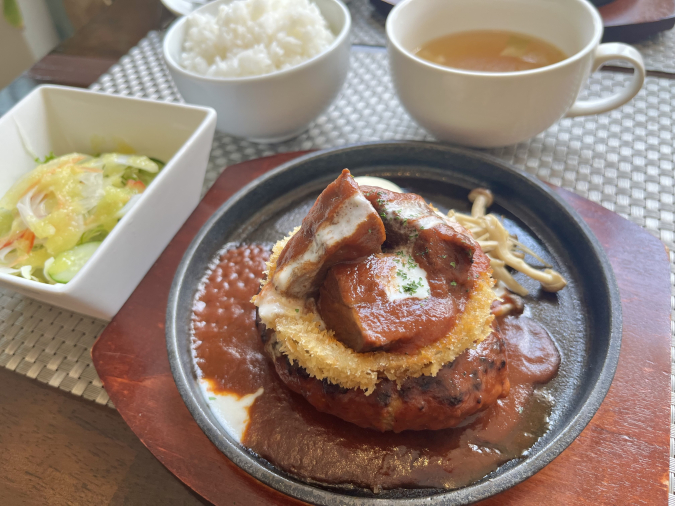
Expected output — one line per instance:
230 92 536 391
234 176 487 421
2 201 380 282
633 28 675 74
0 9 673 495
92 33 675 249
348 0 387 47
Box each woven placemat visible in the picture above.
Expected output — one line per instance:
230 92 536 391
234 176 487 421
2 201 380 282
348 0 387 47
630 28 675 74
1 6 673 495
92 33 675 247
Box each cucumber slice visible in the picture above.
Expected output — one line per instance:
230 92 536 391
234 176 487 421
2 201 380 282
47 242 102 283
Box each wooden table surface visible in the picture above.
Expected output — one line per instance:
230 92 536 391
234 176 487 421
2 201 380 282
0 1 209 505
0 1 673 505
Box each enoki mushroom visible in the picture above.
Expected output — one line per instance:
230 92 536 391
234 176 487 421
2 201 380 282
448 188 567 296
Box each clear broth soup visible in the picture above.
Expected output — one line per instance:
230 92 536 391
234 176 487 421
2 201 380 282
415 30 567 72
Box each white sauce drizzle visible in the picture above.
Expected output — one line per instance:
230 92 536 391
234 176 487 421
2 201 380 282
256 285 303 327
353 176 403 193
199 380 264 443
273 192 375 295
386 251 430 301
416 213 446 230
380 199 450 235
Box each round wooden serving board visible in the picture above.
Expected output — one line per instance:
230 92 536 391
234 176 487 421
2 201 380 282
92 151 671 505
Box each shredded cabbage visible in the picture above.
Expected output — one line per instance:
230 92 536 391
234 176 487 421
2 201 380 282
0 152 163 283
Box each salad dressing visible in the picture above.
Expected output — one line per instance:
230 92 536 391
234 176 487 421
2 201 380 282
0 152 162 283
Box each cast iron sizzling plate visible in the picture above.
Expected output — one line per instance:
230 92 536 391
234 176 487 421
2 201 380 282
166 141 622 505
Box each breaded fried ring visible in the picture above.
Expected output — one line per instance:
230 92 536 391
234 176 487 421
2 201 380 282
253 229 495 394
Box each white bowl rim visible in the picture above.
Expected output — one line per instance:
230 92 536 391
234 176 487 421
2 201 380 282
386 0 604 78
162 0 352 84
0 84 216 294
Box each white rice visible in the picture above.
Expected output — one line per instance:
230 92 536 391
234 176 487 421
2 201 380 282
180 0 336 78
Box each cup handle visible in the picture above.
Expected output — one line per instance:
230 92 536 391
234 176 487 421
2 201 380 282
565 43 645 118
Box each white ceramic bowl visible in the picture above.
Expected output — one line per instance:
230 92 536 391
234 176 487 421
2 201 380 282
0 85 216 320
163 0 351 143
386 0 645 148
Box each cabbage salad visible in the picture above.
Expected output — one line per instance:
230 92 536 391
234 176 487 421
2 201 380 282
0 152 163 284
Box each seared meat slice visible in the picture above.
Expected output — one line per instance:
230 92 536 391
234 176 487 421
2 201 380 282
270 330 510 432
272 170 385 298
319 253 463 353
317 187 492 354
361 186 483 294
360 186 477 254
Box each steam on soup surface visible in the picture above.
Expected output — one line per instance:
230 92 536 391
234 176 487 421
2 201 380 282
415 30 567 72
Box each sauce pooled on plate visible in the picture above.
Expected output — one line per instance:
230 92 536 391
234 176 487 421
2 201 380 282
191 243 561 491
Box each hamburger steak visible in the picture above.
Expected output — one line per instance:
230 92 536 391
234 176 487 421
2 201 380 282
261 324 510 432
254 169 507 431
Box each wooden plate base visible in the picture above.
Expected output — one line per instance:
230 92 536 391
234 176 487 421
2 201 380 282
92 152 671 505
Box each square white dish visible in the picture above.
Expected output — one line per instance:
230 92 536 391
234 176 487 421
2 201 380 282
0 85 216 320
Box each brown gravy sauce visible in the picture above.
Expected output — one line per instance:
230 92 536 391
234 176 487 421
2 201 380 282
192 244 561 491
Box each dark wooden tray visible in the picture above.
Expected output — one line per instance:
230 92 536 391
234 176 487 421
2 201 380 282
92 151 671 505
369 0 675 43
601 0 675 42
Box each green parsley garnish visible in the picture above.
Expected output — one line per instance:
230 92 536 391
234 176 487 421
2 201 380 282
451 281 457 286
35 151 56 164
450 261 456 268
209 397 216 400
295 309 300 313
401 279 424 294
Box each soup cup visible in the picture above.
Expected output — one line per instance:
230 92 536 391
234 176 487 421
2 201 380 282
386 0 646 148
163 0 351 143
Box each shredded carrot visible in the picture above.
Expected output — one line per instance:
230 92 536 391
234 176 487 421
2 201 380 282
0 229 35 267
23 230 35 252
126 180 146 193
0 230 24 250
55 155 86 169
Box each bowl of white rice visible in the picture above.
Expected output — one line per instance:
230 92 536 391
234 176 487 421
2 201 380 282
163 0 351 143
